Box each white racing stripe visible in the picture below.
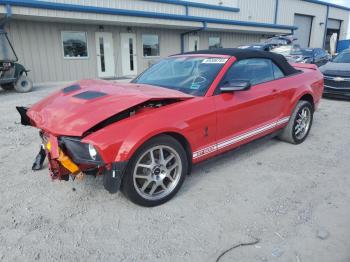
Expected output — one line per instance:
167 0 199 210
192 116 290 159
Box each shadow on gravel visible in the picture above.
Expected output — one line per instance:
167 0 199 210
180 133 281 195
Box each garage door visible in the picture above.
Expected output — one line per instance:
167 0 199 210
294 14 313 48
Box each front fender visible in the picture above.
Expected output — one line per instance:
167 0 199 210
82 113 191 164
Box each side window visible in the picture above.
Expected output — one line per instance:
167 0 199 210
220 58 275 87
272 63 285 79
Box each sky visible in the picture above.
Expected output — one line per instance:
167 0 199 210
322 0 350 7
322 0 350 38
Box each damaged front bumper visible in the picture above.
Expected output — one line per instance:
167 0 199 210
17 106 128 193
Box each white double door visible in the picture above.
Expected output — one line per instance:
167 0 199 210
95 32 116 78
95 32 138 78
189 35 200 52
120 33 138 76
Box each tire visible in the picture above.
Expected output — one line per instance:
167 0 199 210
122 135 188 207
14 73 33 93
278 100 313 144
1 84 14 91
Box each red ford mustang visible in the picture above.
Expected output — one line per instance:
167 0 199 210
18 49 324 206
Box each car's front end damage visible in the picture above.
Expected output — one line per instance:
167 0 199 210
17 106 120 186
17 80 193 194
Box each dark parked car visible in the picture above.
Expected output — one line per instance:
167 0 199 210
272 46 330 67
238 35 297 52
238 43 275 52
288 48 330 67
320 49 350 99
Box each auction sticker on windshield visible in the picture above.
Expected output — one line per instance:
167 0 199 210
202 58 228 64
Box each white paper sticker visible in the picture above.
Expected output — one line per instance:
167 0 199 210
202 58 228 64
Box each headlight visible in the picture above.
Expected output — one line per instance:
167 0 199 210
88 144 97 160
59 137 103 164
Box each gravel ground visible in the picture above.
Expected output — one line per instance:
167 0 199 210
0 84 350 262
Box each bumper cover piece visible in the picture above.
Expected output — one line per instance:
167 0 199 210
16 106 32 126
32 145 46 170
323 88 350 100
103 162 128 194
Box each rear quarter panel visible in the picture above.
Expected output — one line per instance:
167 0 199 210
277 65 324 117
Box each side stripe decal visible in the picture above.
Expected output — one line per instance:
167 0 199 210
192 116 290 159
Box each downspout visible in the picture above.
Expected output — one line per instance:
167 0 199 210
323 5 329 49
180 21 207 53
274 0 279 24
185 3 189 16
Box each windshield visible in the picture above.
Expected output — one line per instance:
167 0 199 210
333 51 350 63
133 56 227 96
0 33 17 61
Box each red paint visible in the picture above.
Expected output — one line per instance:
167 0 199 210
27 56 324 166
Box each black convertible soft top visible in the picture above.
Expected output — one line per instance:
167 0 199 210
181 48 300 76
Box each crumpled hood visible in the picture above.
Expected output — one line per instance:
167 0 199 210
28 79 193 136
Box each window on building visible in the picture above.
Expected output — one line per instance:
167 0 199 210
62 31 88 58
142 34 160 57
209 37 222 50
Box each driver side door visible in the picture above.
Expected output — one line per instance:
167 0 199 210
213 58 286 153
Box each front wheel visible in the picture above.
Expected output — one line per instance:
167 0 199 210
278 100 313 144
14 73 33 93
122 135 188 207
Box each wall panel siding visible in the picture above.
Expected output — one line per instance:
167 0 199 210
34 0 185 15
0 5 6 14
278 0 327 47
10 6 202 29
7 20 98 83
329 7 349 40
197 31 263 50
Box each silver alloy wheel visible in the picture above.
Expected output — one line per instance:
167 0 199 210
133 145 182 201
294 107 311 140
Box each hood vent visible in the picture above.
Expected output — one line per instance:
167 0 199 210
63 84 81 94
73 91 107 100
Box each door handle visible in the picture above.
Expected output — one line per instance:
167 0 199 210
272 88 278 93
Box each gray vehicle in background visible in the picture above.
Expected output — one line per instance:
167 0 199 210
319 49 350 99
271 45 330 67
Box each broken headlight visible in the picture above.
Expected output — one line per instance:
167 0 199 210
59 137 103 165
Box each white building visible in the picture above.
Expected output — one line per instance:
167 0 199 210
0 0 349 83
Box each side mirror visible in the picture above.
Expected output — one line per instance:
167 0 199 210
220 80 251 93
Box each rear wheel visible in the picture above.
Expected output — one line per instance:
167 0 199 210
278 100 313 144
14 73 33 93
122 135 188 207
